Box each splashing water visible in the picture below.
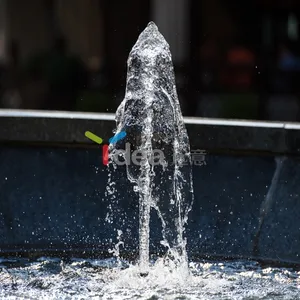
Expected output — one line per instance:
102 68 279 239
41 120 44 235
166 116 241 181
106 21 194 276
1 23 300 300
1 258 300 299
253 156 287 256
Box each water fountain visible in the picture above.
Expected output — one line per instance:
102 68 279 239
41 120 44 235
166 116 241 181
106 21 194 275
2 22 300 300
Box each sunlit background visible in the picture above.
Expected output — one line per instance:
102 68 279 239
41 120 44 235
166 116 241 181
0 0 299 121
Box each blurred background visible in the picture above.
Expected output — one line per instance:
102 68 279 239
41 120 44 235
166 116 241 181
0 0 300 121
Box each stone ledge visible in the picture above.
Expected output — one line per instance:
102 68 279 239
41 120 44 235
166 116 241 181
0 109 299 154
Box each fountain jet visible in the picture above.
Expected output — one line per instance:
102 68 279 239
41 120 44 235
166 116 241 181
108 22 194 274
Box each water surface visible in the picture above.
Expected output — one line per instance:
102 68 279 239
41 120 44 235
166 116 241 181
1 257 299 299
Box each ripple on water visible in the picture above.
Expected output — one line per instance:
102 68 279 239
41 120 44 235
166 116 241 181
0 258 300 299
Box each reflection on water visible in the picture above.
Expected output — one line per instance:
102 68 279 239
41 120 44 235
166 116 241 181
0 257 300 299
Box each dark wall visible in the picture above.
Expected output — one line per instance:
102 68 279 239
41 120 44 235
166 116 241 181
1 145 300 263
1 113 300 264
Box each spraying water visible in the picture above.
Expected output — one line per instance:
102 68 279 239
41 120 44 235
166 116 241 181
1 24 300 300
253 156 287 256
106 21 194 274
